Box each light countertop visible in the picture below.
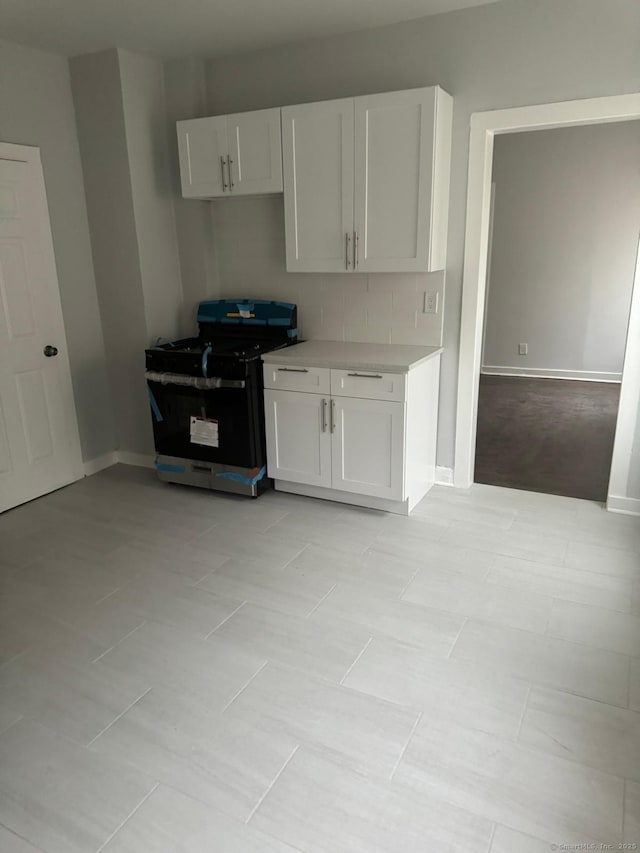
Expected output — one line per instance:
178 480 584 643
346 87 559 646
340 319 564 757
263 340 443 373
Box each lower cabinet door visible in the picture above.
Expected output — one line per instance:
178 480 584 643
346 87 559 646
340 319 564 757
264 389 331 487
331 397 405 500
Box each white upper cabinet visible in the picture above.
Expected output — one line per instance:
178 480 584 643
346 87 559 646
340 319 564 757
177 108 283 199
282 86 452 273
227 108 283 196
178 116 228 198
281 99 355 272
355 88 443 272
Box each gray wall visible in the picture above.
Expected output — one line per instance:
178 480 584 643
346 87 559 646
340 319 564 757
163 57 220 334
0 39 115 463
70 49 153 456
119 50 184 343
71 48 185 457
184 0 639 470
483 122 640 378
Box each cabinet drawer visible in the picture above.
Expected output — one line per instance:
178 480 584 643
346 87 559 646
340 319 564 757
263 363 330 394
330 369 406 401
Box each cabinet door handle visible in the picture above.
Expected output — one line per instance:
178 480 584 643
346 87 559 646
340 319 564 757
220 156 228 191
345 232 351 271
354 230 359 270
321 398 327 432
228 155 235 191
347 372 383 379
330 398 336 433
277 367 309 373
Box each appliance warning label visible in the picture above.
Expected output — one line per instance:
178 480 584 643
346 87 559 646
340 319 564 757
190 416 219 448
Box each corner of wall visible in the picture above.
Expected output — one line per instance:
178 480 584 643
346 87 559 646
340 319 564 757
70 48 152 457
164 56 222 332
118 49 185 344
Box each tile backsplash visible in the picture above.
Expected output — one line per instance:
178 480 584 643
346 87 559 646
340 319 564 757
212 196 445 346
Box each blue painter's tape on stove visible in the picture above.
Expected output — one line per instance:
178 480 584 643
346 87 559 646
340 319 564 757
215 465 266 486
147 386 163 422
155 461 186 474
201 345 212 378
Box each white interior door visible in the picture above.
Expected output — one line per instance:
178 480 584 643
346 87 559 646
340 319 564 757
0 143 83 513
282 98 355 272
264 389 331 487
177 116 229 198
227 108 283 195
354 88 435 272
331 396 405 500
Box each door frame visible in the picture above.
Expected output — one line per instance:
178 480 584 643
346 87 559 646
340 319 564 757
453 93 640 513
0 140 84 504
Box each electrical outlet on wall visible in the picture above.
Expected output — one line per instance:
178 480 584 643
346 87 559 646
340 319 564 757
423 291 439 314
518 343 528 355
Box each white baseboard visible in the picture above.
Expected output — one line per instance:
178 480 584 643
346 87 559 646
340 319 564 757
116 451 155 469
83 451 118 476
481 366 622 383
83 450 155 476
606 494 640 516
435 466 454 486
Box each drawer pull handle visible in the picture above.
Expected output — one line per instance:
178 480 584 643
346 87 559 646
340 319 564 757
347 373 383 379
277 367 309 373
321 398 327 432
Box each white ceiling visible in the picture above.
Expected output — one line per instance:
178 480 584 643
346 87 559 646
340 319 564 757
0 0 502 60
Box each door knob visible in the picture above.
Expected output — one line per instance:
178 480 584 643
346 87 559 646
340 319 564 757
43 345 58 357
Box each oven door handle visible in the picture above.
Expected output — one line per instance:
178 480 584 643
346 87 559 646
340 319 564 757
145 371 245 390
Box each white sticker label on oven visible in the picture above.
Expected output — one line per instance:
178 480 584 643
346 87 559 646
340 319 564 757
190 416 219 447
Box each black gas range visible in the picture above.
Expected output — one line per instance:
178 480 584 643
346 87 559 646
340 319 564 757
145 299 297 496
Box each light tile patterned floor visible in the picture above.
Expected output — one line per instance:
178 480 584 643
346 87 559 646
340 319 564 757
0 464 639 852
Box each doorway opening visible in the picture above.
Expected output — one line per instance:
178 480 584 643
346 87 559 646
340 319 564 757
475 375 620 501
454 93 640 514
473 121 639 501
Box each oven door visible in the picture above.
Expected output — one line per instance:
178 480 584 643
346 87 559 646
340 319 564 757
147 374 264 468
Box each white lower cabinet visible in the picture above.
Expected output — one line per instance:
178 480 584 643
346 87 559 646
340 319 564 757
263 355 440 514
331 397 405 501
264 389 331 487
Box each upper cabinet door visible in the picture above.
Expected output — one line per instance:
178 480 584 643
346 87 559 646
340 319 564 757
227 108 283 196
282 99 355 272
177 117 229 199
353 87 451 272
